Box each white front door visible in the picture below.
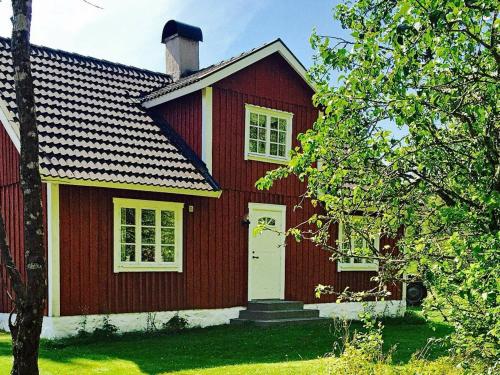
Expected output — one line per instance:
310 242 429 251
248 203 286 300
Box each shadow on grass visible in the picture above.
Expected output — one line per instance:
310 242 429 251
0 316 453 375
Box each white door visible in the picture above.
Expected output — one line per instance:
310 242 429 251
248 203 286 300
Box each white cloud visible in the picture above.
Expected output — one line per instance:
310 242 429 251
0 0 265 72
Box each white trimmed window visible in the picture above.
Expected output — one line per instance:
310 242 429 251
337 221 379 272
113 198 184 273
244 104 293 164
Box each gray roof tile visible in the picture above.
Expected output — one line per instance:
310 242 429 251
0 37 220 193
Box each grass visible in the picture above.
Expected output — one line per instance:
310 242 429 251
0 309 454 374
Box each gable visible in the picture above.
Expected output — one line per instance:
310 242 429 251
142 39 314 108
215 53 314 107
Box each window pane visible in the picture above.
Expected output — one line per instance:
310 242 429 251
121 208 135 225
278 144 286 157
141 227 156 244
121 226 135 244
161 246 175 262
249 126 257 139
258 217 276 226
141 209 155 226
258 114 266 127
279 118 287 131
141 245 155 262
121 244 135 262
353 237 363 250
161 210 175 227
278 131 286 144
258 141 266 154
250 112 258 125
270 143 278 155
249 139 257 152
161 228 175 245
258 128 266 141
270 130 278 142
270 117 278 129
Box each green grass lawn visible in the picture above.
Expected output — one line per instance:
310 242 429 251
0 311 454 374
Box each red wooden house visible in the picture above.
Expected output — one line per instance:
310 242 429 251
0 21 404 338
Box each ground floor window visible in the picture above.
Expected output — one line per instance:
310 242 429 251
337 220 379 272
113 198 184 272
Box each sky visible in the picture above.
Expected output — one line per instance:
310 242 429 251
0 0 342 73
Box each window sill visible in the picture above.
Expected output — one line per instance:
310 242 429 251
337 263 379 272
114 263 182 273
245 154 290 165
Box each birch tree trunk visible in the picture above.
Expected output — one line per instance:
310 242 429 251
0 0 47 374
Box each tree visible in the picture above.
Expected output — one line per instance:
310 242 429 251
0 0 46 374
257 0 499 368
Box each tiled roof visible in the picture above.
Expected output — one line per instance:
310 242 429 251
0 37 219 192
141 39 279 103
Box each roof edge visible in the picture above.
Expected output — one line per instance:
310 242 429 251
42 176 222 198
142 39 315 108
145 108 222 192
0 35 172 81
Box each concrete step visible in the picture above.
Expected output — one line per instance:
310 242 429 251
239 309 320 320
247 300 304 311
230 317 329 327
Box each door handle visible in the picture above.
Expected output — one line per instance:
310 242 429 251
252 256 260 259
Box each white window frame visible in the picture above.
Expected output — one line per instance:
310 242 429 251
244 104 293 164
113 198 184 273
337 221 379 272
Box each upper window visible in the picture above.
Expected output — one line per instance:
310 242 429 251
113 198 184 273
244 104 293 164
337 221 379 272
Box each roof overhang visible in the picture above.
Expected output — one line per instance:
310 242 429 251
42 176 223 198
142 39 315 108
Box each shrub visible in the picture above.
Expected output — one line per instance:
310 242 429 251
92 316 118 338
161 314 188 333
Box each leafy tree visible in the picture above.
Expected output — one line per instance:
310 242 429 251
258 0 499 368
0 1 46 374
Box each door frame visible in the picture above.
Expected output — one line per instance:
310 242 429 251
247 202 286 301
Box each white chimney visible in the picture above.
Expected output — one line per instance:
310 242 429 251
162 20 203 81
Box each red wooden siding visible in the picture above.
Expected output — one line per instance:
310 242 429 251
59 185 401 316
0 123 22 313
158 91 202 156
0 123 49 314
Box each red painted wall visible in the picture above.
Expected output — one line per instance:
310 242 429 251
0 123 49 314
0 123 23 313
57 53 401 315
159 91 202 157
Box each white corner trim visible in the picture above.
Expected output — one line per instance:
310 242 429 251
0 307 245 339
201 87 213 173
113 198 184 273
305 300 406 320
143 40 315 108
0 99 20 152
47 183 60 317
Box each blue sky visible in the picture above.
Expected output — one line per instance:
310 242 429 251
0 0 342 73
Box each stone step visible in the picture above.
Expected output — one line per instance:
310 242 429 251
239 309 320 320
247 300 304 311
230 317 329 327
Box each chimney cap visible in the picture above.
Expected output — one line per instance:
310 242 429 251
162 20 203 43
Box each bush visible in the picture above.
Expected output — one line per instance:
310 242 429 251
161 314 188 333
92 316 118 338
